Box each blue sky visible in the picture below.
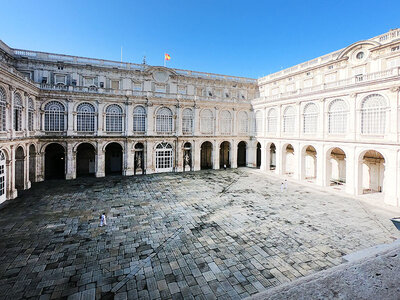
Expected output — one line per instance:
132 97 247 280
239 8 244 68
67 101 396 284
1 0 399 78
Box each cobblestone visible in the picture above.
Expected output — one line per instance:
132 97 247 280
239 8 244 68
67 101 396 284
0 169 398 299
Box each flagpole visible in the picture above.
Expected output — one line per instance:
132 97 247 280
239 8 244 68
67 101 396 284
164 54 166 67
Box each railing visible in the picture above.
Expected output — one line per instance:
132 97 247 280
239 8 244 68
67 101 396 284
11 47 257 84
263 67 399 101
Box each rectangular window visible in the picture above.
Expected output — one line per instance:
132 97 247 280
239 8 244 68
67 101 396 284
84 77 96 87
155 84 166 93
28 111 34 131
133 83 142 91
55 74 66 85
111 80 120 90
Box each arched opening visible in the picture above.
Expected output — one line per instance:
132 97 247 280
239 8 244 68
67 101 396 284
237 141 247 167
360 150 385 194
219 141 230 168
0 150 7 203
326 147 346 188
269 143 276 171
183 142 192 171
303 145 317 181
155 142 173 172
283 144 295 176
29 145 36 183
256 142 261 168
45 143 65 180
76 143 96 177
201 142 212 169
15 147 25 189
105 143 123 175
134 143 144 175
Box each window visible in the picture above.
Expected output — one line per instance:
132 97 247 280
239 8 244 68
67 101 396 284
391 46 400 52
328 99 348 134
182 108 193 134
156 107 173 133
303 103 318 134
155 84 166 93
238 111 248 134
55 74 66 85
84 77 96 87
106 104 123 132
0 87 6 131
267 108 277 133
255 111 263 134
155 142 173 171
356 52 364 59
28 98 34 131
220 110 232 135
77 102 95 132
0 150 5 200
133 106 146 132
283 106 295 133
361 94 386 135
44 101 65 132
111 80 120 90
14 93 23 131
200 109 213 134
178 86 187 95
133 83 142 91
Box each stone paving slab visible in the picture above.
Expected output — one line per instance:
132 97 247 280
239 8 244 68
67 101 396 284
0 169 399 299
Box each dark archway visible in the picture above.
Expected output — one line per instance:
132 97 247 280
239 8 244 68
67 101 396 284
237 141 247 167
183 142 192 171
29 144 36 183
200 141 212 170
269 143 276 170
219 141 230 168
15 147 24 189
45 143 65 180
105 143 123 175
134 143 144 175
76 143 96 177
256 142 261 168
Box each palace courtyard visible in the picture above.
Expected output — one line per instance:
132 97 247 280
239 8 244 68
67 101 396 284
0 169 398 300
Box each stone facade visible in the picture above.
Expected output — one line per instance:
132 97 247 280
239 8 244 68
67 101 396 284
0 28 400 207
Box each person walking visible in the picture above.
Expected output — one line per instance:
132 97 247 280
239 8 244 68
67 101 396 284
280 182 284 193
100 212 107 227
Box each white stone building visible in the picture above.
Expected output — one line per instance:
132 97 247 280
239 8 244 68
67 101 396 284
0 28 399 207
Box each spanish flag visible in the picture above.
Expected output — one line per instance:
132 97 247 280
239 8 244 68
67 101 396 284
165 53 171 61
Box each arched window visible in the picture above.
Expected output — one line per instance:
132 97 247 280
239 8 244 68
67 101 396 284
0 87 7 131
238 111 248 134
200 109 213 134
328 99 347 134
220 110 232 135
361 94 386 134
77 102 95 132
182 108 193 134
255 110 263 134
283 106 295 133
28 98 34 131
156 107 173 133
303 103 318 133
14 93 23 131
133 106 146 132
267 108 277 133
155 142 173 171
106 104 123 132
44 101 65 132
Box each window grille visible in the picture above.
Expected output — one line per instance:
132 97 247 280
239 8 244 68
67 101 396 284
200 109 213 134
156 107 173 133
182 108 193 134
155 142 173 170
77 102 95 132
0 87 6 131
28 98 34 131
133 106 146 132
283 106 295 133
0 150 5 198
303 103 318 133
44 101 65 131
328 99 347 134
14 93 23 131
106 104 123 132
267 108 277 133
361 94 386 135
238 111 248 134
220 110 232 135
255 111 263 134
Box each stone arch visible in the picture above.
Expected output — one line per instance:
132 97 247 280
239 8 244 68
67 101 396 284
76 143 96 177
237 141 247 167
200 141 213 169
134 142 145 175
326 147 347 188
105 142 123 175
102 141 124 152
15 146 25 190
266 142 276 171
219 141 231 168
45 143 65 180
183 142 192 171
301 145 317 181
155 142 174 172
282 143 295 176
358 149 386 195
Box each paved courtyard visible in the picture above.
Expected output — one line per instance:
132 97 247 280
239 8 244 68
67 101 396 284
0 169 399 300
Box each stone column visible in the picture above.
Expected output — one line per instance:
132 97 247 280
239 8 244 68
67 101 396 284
349 93 357 140
125 101 133 136
10 87 15 138
315 144 324 186
345 146 356 196
25 93 29 137
146 101 154 136
146 140 154 174
176 141 183 172
25 145 31 189
259 140 267 171
175 104 182 136
66 142 76 180
67 99 74 135
294 142 302 180
193 105 200 136
37 150 45 182
125 140 134 176
212 140 219 169
8 145 17 199
96 141 105 177
231 140 238 168
247 143 256 168
232 108 237 136
276 141 283 175
214 107 219 136
383 149 398 206
193 140 201 171
97 100 104 135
